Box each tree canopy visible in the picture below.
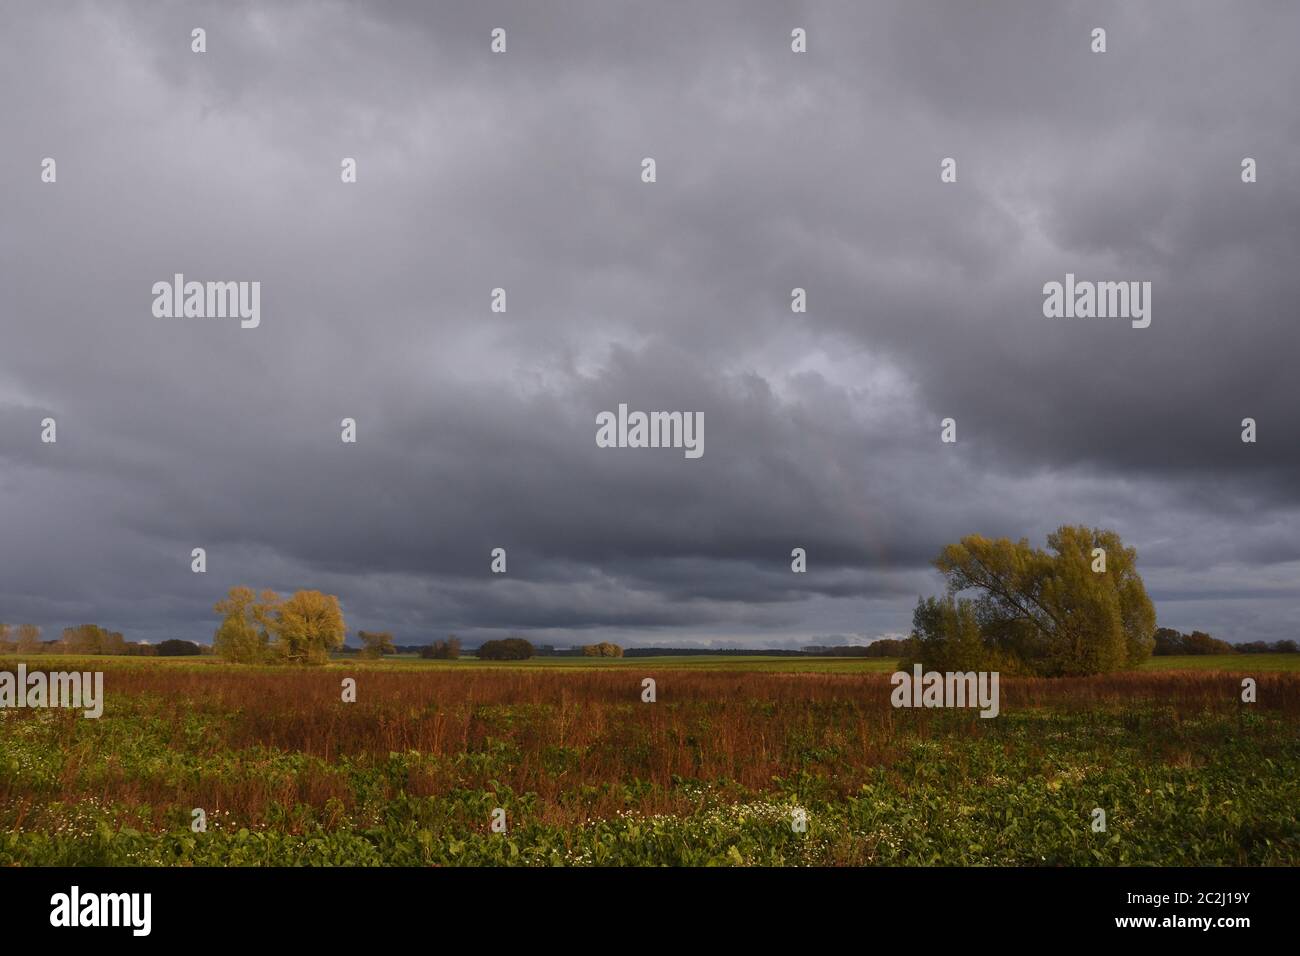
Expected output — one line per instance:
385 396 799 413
214 587 346 665
477 637 534 661
358 630 396 659
906 526 1156 677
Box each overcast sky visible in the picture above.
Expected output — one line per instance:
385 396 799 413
2 1 1298 648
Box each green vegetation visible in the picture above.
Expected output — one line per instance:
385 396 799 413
3 652 1294 673
357 631 396 660
1140 654 1300 673
419 637 461 660
582 642 624 657
157 639 202 657
356 654 905 672
476 637 535 661
214 587 346 664
909 526 1156 677
0 655 1295 866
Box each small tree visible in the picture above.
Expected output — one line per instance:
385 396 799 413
900 595 1008 673
16 624 41 654
422 636 462 660
213 587 276 663
101 630 127 655
358 630 396 660
863 637 908 658
60 625 90 653
1153 627 1185 655
582 642 624 658
157 639 202 657
59 624 126 655
1153 627 1235 656
477 637 534 661
1183 630 1235 655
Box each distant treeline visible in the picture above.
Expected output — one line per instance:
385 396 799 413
339 640 908 659
803 640 910 657
7 620 1293 660
0 624 207 656
1153 628 1297 656
621 643 907 657
358 633 1290 660
624 647 802 657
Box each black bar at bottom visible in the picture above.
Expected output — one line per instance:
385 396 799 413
0 866 1285 943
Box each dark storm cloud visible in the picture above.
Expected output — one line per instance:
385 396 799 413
1 1 1296 646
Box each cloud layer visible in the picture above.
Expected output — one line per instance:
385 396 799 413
2 1 1298 646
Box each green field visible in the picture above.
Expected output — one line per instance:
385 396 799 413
351 654 906 672
7 652 1293 673
334 652 1300 673
1139 654 1300 672
354 652 1300 673
1 653 1297 866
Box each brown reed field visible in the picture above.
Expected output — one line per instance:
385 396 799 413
1 657 1297 866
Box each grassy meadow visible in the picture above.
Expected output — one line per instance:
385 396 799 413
1 653 1297 866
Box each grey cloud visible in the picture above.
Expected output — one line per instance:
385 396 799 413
1 1 1296 647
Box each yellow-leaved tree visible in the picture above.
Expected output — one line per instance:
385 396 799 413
904 526 1155 677
271 590 346 665
213 587 278 663
215 587 346 665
